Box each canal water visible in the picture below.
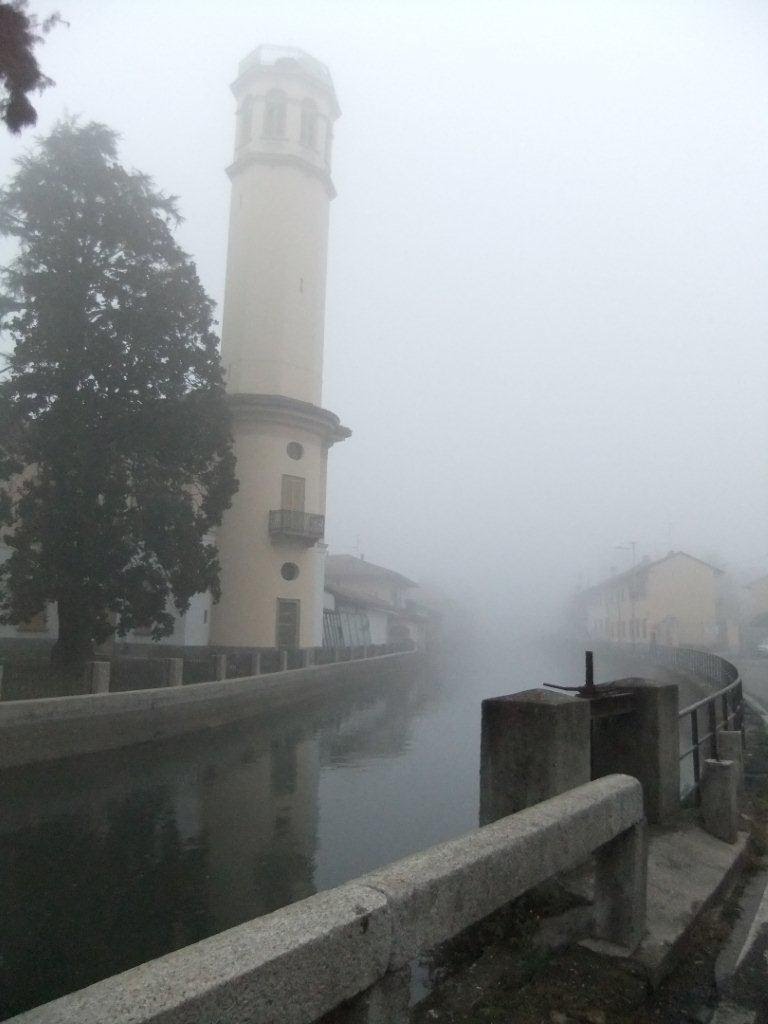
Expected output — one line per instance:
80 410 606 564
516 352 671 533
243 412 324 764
0 640 623 1019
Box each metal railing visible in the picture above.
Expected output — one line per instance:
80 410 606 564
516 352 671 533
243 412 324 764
268 508 325 542
641 644 744 799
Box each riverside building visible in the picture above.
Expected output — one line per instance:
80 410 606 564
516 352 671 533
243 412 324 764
0 46 353 652
209 46 351 649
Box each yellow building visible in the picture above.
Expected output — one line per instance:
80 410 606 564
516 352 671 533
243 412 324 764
580 551 723 648
210 47 350 649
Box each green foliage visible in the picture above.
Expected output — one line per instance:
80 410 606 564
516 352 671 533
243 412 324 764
0 120 238 665
0 1 62 133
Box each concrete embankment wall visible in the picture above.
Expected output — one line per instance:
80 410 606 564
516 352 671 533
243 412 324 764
0 651 421 769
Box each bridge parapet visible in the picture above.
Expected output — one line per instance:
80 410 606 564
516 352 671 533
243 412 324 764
7 774 645 1024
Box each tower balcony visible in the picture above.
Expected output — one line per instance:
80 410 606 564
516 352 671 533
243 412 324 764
269 509 325 545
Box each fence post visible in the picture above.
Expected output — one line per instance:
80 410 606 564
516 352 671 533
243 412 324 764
249 651 261 676
213 654 227 681
279 649 288 672
706 699 717 759
691 710 701 794
700 759 739 844
162 658 183 687
717 731 745 805
303 648 315 668
84 660 111 694
480 689 591 824
593 821 648 951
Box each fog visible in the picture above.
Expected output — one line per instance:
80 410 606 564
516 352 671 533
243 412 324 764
2 0 767 633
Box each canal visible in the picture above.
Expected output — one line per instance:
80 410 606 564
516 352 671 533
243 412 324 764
0 640 685 1018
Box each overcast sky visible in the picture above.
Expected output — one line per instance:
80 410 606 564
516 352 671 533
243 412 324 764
2 0 767 628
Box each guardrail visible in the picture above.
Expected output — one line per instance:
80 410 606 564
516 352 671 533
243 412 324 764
0 641 417 701
8 774 645 1024
631 644 744 800
268 508 325 543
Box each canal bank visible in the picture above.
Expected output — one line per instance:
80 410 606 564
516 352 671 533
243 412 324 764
3 643 753 1019
0 649 420 769
0 640 579 1019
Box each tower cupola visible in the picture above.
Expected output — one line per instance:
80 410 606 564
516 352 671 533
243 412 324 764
230 46 340 197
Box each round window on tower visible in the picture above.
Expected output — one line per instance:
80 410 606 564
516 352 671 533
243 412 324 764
281 562 299 581
287 442 304 461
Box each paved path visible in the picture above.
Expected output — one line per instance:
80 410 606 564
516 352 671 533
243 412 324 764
737 657 768 721
709 657 768 1024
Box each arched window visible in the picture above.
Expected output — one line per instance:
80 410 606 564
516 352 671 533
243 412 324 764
264 90 287 138
238 95 254 147
300 99 318 149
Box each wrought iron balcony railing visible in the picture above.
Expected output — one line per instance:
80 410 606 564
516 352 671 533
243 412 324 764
268 509 325 544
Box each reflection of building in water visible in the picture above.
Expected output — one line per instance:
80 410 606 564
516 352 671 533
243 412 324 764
198 728 320 929
0 658 435 1017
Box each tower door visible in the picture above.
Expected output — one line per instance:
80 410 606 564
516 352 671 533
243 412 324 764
276 599 300 649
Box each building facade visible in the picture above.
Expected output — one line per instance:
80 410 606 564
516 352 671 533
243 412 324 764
580 551 724 648
209 46 350 649
322 555 433 647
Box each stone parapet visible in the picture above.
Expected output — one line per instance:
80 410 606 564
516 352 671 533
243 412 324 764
480 688 591 822
7 774 645 1024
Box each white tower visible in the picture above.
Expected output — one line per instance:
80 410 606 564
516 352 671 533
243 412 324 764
210 46 350 649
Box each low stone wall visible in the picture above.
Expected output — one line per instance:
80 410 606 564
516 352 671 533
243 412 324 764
8 774 645 1024
0 650 421 769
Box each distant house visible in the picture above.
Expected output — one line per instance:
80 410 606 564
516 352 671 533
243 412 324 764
577 550 724 649
323 555 434 647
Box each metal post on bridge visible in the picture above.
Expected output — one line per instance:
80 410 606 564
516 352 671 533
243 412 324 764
708 700 718 759
690 711 701 794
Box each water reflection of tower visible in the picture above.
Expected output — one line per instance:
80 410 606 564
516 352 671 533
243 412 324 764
198 725 320 931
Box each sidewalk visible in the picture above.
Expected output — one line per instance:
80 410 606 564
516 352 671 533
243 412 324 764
735 658 768 722
712 866 768 1024
711 657 768 1024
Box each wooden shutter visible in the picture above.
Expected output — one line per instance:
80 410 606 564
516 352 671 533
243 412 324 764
281 475 306 511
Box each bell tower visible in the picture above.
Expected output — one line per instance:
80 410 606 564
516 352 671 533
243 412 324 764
210 46 350 649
